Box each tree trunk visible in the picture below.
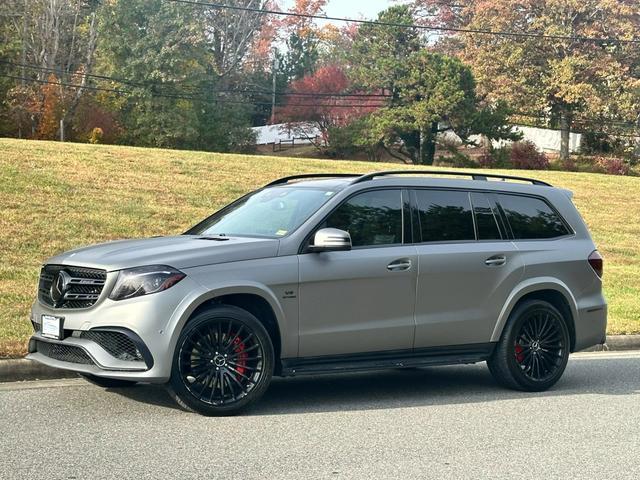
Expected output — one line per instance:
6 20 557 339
559 106 572 163
419 122 438 165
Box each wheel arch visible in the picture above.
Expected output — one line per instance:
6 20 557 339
491 279 578 351
169 284 288 371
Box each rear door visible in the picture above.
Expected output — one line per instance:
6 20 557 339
412 189 524 348
298 188 418 357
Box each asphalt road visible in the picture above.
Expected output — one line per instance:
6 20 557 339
1 351 639 480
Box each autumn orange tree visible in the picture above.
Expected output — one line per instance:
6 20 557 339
411 0 640 161
278 65 382 146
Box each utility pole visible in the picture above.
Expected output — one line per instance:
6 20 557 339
19 0 27 139
271 49 279 125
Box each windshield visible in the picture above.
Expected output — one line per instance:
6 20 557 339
187 187 337 238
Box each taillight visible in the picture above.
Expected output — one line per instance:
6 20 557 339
588 250 603 278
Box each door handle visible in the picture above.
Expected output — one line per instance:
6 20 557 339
387 259 412 271
485 255 507 267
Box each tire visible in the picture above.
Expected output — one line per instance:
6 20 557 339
168 305 275 416
79 373 138 388
487 299 570 392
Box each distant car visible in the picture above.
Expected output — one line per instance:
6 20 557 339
28 170 607 415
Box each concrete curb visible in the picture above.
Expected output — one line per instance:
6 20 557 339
0 358 78 383
583 335 640 352
1 335 639 383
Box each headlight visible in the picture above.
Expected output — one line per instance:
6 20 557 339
109 265 186 301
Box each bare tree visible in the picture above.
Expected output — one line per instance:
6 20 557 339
3 0 100 137
203 0 271 80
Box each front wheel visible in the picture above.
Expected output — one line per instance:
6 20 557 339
168 305 274 416
487 300 570 392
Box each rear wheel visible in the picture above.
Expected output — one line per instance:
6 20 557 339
79 373 137 388
168 305 274 416
487 300 570 391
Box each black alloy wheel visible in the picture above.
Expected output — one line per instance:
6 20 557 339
488 299 570 392
169 305 274 415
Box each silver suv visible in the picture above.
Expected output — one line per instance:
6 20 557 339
28 170 607 415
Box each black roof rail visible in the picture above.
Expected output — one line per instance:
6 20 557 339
265 173 362 187
351 170 552 187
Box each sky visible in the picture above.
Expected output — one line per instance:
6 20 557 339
323 0 397 19
280 0 398 22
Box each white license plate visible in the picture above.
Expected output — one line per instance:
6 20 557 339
41 315 64 340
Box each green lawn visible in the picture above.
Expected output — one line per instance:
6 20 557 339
1 138 638 357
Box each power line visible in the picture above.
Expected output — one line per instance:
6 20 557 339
0 73 388 108
0 60 392 99
165 0 640 45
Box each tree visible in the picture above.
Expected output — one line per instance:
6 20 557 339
278 65 381 147
202 0 273 80
96 0 205 148
411 0 640 162
347 5 423 161
348 6 517 164
0 0 99 138
277 31 319 83
349 5 421 98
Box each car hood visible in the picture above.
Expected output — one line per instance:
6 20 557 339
44 235 280 271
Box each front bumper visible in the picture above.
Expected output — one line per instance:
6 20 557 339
28 275 207 383
28 331 149 379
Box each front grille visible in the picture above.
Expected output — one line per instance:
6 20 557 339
36 341 94 365
38 264 107 309
80 331 144 362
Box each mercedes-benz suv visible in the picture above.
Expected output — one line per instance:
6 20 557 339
27 170 607 415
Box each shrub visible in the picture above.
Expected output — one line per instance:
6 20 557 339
88 127 104 144
435 151 476 168
510 141 549 170
478 146 511 168
593 156 630 175
561 156 577 172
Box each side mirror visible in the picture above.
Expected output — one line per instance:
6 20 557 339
309 228 352 252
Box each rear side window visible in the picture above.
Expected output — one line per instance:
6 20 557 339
496 194 570 239
470 193 502 240
415 190 475 242
324 189 403 247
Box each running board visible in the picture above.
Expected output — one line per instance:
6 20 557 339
280 343 496 377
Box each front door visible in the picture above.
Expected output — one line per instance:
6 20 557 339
298 189 417 357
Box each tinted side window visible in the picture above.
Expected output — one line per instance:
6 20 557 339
415 190 475 242
497 194 570 239
324 190 403 247
470 192 502 240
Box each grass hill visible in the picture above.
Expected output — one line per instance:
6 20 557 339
1 138 638 356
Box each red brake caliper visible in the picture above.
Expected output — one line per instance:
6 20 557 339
233 336 248 377
514 343 525 363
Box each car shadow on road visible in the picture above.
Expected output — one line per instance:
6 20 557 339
110 355 640 415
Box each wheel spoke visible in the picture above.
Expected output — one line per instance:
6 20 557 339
229 343 261 359
208 370 220 404
223 372 237 401
227 360 261 373
225 326 244 349
226 364 255 384
538 315 550 340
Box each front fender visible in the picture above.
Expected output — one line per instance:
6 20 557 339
165 281 292 362
490 277 578 343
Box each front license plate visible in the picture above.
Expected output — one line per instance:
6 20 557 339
41 315 64 340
